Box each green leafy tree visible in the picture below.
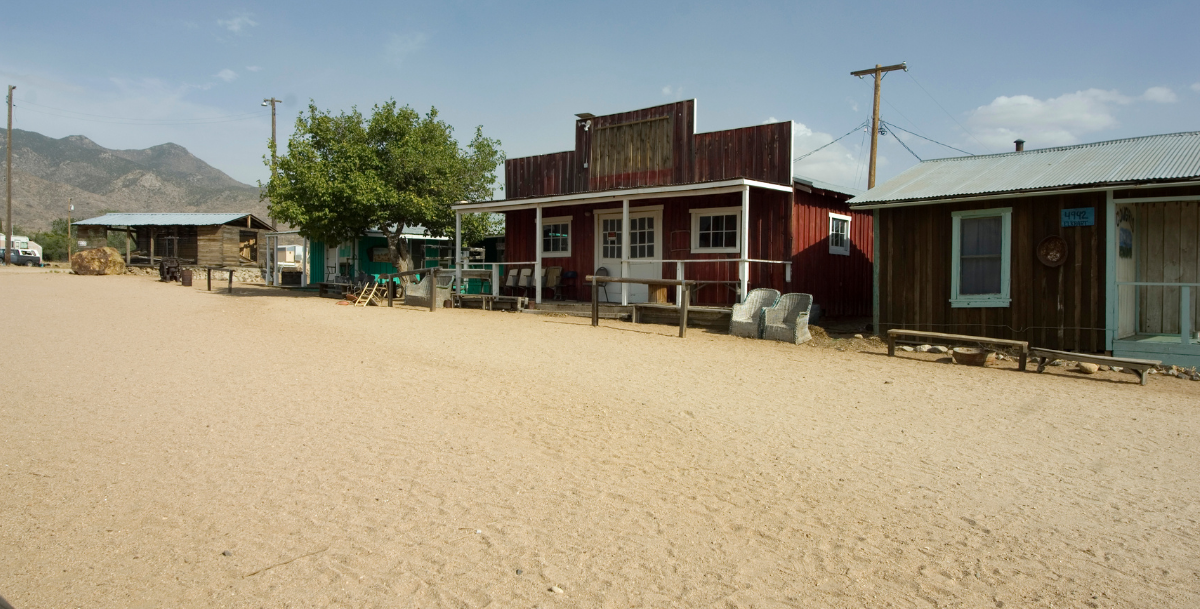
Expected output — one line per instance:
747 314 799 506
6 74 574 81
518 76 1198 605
263 100 504 273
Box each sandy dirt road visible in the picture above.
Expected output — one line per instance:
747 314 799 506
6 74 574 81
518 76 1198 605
1 267 1197 608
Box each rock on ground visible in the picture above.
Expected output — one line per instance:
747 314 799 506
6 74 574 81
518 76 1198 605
71 247 126 276
1077 362 1100 374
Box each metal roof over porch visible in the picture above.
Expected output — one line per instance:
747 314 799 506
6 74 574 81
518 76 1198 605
452 178 794 214
74 212 274 230
849 131 1200 208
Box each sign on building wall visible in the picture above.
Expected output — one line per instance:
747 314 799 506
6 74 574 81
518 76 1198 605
1061 207 1095 227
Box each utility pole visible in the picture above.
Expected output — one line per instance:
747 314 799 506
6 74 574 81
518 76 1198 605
850 62 906 189
262 97 281 170
67 198 73 260
5 85 13 266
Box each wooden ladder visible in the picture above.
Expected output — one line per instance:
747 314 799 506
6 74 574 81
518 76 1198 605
354 283 381 307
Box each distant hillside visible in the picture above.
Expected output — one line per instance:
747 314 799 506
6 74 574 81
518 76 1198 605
0 129 269 231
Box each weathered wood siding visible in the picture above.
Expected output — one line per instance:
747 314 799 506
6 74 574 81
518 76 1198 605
197 226 225 266
877 191 1107 352
1124 186 1200 334
504 101 792 198
692 123 792 186
791 188 874 317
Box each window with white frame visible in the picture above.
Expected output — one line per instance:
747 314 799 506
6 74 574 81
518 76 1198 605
540 216 571 257
690 207 741 253
828 213 851 256
951 208 1012 308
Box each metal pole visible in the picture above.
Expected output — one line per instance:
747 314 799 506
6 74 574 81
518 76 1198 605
67 199 73 261
679 283 690 338
429 268 439 312
5 85 13 266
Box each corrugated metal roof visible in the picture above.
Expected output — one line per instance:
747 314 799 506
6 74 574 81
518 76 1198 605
74 212 271 228
848 131 1200 207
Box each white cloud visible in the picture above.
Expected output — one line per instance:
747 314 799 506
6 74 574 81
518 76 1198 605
762 116 779 124
215 69 238 83
1141 86 1177 103
661 85 683 99
792 122 882 190
245 66 262 73
385 32 428 66
967 88 1138 149
218 13 257 34
1192 83 1200 92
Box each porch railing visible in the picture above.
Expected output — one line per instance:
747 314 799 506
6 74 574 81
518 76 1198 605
1116 281 1200 345
452 258 792 306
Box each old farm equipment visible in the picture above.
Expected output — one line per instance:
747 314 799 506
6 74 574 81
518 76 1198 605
158 235 183 282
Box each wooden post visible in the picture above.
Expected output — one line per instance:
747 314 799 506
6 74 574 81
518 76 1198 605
850 62 906 190
429 268 438 312
228 269 233 294
591 277 599 327
887 332 896 357
679 283 690 338
387 276 394 307
207 268 212 291
150 227 156 267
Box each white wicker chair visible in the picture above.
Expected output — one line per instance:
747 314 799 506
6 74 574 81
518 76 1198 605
404 273 453 309
729 288 780 338
763 293 813 345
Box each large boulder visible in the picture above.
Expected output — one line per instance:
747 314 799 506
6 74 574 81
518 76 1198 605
71 247 126 275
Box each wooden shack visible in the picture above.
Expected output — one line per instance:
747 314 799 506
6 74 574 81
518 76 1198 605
72 212 274 268
850 132 1200 367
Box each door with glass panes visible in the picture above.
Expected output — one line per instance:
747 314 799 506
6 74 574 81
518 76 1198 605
595 209 662 303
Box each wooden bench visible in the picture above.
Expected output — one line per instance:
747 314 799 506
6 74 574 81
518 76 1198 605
632 303 732 329
887 329 1030 371
317 282 351 298
1029 348 1161 386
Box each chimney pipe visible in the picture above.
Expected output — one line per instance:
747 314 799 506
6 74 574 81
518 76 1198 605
1014 139 1025 152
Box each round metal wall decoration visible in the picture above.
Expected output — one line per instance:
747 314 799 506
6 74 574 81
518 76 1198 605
1037 235 1069 267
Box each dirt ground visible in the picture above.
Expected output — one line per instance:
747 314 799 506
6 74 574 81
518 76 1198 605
1 267 1197 608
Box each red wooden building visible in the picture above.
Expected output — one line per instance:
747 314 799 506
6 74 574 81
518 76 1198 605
453 100 872 317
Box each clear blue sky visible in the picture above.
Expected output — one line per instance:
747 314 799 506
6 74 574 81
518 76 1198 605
3 0 1198 194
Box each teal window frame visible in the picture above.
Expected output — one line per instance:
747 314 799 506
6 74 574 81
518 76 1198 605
950 207 1012 308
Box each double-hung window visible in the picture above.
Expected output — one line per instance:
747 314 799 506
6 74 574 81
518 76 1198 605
690 207 741 254
541 216 571 258
828 213 851 256
951 208 1012 307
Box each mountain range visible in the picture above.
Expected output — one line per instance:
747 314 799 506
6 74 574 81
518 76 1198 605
0 128 268 232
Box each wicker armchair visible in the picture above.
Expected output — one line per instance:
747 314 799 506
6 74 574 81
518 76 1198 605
763 293 813 344
404 273 453 309
729 288 781 338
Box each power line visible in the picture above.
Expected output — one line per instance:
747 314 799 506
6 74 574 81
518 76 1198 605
905 72 989 153
884 124 921 161
13 99 264 125
882 120 975 156
792 120 868 162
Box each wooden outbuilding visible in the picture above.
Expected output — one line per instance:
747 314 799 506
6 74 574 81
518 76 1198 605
851 132 1200 368
73 212 274 268
452 100 873 317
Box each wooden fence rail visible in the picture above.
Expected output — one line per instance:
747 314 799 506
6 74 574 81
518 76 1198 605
585 275 695 337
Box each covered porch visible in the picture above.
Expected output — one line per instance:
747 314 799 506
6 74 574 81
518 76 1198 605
1107 188 1200 368
451 178 795 308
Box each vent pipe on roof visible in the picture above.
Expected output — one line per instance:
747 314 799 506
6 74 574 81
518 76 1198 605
1014 139 1025 152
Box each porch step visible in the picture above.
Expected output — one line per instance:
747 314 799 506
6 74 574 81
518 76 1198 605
634 304 732 329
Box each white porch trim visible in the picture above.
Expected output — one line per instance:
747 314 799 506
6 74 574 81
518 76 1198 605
451 178 793 213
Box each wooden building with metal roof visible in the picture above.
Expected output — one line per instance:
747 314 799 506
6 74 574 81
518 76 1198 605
453 100 873 317
850 132 1200 367
73 212 275 268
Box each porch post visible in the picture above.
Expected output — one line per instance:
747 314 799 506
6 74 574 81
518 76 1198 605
621 199 630 306
739 185 750 302
676 261 684 309
873 208 880 334
302 237 309 287
1182 286 1192 346
455 211 463 290
535 205 543 304
1105 190 1117 351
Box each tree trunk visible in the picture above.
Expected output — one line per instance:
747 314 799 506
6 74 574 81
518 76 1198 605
381 227 413 275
